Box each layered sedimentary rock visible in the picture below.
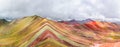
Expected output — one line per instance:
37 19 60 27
0 15 120 47
59 19 120 47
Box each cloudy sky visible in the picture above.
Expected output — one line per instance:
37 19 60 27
0 0 120 22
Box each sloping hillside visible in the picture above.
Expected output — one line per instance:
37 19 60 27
0 15 120 47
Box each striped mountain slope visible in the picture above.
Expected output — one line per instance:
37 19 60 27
0 16 92 47
0 15 120 47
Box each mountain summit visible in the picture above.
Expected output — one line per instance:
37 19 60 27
0 15 120 47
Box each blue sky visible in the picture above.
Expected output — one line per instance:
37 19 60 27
0 0 120 22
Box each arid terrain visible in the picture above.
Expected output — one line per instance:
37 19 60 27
0 15 120 47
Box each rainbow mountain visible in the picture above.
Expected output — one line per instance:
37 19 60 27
0 15 120 47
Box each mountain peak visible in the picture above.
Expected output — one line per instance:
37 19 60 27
24 15 43 19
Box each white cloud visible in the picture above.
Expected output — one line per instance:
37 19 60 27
0 0 120 22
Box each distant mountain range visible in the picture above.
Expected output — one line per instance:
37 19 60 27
0 15 120 47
